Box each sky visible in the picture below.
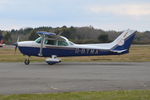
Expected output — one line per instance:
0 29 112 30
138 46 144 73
0 0 150 31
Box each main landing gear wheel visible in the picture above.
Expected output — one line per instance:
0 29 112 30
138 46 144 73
24 57 30 65
47 62 58 65
45 55 61 65
46 60 61 65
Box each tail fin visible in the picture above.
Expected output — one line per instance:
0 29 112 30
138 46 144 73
111 29 136 53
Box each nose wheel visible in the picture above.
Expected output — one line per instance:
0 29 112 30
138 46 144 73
24 56 30 65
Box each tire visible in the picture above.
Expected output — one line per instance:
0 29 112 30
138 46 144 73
47 62 56 65
24 59 30 65
48 63 55 65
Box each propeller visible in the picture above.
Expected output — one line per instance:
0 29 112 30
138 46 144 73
14 36 20 55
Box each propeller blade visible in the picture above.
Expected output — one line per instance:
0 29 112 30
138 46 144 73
17 36 20 42
14 36 20 55
14 43 18 55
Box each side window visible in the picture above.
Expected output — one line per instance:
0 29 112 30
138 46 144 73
69 41 74 45
58 40 68 46
45 40 56 45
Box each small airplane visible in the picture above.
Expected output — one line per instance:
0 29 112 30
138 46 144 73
15 29 136 65
0 41 5 47
0 36 5 47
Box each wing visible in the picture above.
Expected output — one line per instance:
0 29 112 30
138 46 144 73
37 31 56 36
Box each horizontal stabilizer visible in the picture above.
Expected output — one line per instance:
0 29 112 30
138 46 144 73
110 49 127 53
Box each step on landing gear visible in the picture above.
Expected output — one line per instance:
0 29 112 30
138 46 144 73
45 55 61 65
24 56 30 65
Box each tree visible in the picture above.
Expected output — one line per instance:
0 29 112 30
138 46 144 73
98 34 109 43
0 31 3 41
4 32 12 44
28 30 39 40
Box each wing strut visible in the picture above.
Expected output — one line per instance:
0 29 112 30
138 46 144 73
36 31 57 56
38 35 45 56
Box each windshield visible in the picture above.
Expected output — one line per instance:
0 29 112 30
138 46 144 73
35 37 42 43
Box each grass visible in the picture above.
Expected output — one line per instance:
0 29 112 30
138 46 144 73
0 46 150 100
0 90 150 100
0 48 45 62
0 45 150 62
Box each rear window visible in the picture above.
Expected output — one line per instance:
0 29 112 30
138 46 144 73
58 41 68 46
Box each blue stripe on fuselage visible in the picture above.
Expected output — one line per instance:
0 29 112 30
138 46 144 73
18 46 127 57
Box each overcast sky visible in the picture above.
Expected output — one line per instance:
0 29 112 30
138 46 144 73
0 0 150 31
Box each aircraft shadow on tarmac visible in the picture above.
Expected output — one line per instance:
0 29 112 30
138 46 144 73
27 62 138 67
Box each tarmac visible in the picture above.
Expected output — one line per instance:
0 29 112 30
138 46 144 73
0 62 150 94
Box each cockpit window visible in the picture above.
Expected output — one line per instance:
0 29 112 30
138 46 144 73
45 39 57 45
